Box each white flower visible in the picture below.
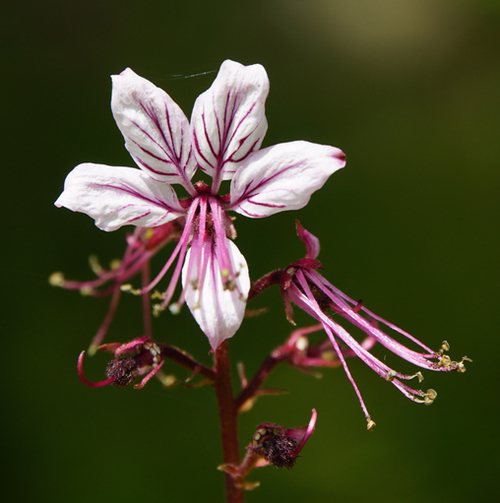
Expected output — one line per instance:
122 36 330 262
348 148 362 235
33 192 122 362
56 60 346 349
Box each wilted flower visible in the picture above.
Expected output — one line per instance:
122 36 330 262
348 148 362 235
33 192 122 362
218 409 317 491
55 60 345 349
77 336 165 389
281 222 471 429
249 409 317 469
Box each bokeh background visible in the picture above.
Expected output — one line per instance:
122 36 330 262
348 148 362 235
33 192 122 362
2 1 499 502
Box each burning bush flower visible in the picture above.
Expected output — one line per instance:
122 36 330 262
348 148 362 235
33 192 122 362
55 60 346 349
280 222 471 429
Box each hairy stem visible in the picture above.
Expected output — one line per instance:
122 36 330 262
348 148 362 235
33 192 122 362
214 341 244 503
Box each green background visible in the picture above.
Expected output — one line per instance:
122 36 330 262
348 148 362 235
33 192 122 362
2 1 498 502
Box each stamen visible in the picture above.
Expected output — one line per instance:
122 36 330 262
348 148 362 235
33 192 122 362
366 418 376 431
456 356 472 373
292 272 374 424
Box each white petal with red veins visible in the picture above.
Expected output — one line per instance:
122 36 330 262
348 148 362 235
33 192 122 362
229 141 346 218
182 239 250 350
55 163 184 231
191 60 269 186
112 68 196 188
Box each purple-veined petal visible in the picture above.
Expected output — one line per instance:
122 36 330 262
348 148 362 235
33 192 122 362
55 163 184 232
191 60 269 189
112 68 197 192
182 238 250 350
229 141 346 218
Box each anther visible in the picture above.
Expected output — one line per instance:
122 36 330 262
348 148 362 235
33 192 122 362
366 418 376 431
252 427 276 448
120 284 141 295
295 336 308 352
49 272 66 287
386 370 397 382
169 303 181 315
110 259 121 270
439 355 452 368
88 255 104 275
424 389 437 405
153 304 166 317
456 356 472 373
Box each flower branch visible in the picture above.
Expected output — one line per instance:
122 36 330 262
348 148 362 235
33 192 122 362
53 58 469 503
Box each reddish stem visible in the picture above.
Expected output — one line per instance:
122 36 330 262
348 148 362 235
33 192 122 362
159 345 215 381
235 355 281 411
213 341 244 503
247 269 283 302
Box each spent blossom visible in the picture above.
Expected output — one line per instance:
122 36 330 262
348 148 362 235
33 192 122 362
279 222 471 429
77 335 216 389
77 336 165 390
218 409 317 490
248 409 317 469
55 60 346 350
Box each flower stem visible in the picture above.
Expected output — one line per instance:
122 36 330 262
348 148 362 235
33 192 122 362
236 354 280 410
214 341 244 503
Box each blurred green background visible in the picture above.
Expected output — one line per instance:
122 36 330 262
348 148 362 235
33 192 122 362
2 0 499 502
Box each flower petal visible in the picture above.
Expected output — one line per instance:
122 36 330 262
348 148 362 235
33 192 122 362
112 68 196 189
229 141 346 218
191 60 269 187
55 163 184 231
182 238 250 350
